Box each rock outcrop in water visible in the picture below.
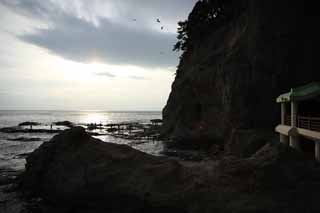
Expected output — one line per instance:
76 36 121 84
20 127 320 212
163 0 320 145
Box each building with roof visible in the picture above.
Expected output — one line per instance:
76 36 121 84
275 82 320 161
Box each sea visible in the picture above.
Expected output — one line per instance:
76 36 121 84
0 110 163 171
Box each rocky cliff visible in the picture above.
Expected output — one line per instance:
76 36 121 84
163 0 320 145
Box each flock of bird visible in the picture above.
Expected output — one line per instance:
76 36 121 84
132 18 165 30
132 18 167 55
157 19 165 30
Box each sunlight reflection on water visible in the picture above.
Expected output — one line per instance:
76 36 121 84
0 110 161 127
0 111 162 171
81 113 109 124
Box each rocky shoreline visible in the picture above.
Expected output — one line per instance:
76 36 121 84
1 127 320 213
0 119 210 162
0 120 163 140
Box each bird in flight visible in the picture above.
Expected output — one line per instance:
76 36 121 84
133 19 137 21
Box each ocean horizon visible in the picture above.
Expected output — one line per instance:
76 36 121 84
0 110 162 127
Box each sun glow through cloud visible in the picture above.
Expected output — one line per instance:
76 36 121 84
0 0 195 110
56 60 155 81
60 60 96 81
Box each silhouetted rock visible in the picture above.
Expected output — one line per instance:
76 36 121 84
20 127 320 212
18 122 40 127
8 137 42 142
150 119 162 124
53 121 74 128
0 127 61 134
224 129 277 158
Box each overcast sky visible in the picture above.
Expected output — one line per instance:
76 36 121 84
0 0 197 110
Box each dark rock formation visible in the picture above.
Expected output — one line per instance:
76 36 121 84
53 121 74 128
8 137 42 142
163 0 320 144
0 127 61 134
21 127 320 212
224 129 277 158
18 122 40 127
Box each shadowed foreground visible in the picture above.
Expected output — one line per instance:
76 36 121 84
21 127 320 212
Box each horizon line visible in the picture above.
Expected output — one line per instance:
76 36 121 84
0 109 162 112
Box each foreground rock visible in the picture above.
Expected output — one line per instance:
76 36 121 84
21 127 320 212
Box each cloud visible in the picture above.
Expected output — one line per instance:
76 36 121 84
18 15 179 68
128 76 148 80
0 0 197 69
0 0 59 22
94 71 115 78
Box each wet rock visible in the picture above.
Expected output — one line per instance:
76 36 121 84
18 122 40 127
224 129 277 158
0 175 17 186
53 121 74 128
15 153 32 159
150 119 162 126
160 150 206 161
8 137 42 142
0 127 61 134
0 127 23 133
86 123 100 130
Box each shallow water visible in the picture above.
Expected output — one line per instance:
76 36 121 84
0 110 162 171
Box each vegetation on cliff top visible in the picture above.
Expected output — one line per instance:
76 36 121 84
173 0 246 52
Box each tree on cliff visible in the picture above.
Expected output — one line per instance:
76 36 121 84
173 20 188 52
173 0 245 52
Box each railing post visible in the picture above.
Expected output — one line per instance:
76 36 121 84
308 116 311 130
290 101 300 150
281 103 286 125
280 102 289 145
315 141 320 162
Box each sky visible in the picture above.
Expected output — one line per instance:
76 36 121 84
0 0 197 111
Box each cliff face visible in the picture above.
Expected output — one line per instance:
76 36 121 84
163 0 320 144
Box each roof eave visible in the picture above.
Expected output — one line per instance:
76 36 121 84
276 93 291 103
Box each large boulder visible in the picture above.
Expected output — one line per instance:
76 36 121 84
224 129 277 158
21 127 320 212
